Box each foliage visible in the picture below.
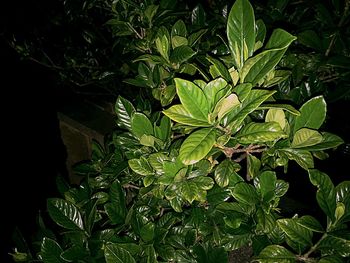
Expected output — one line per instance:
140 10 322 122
11 0 349 262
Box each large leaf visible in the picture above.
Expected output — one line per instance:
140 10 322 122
226 89 275 132
318 234 350 258
235 122 286 144
175 78 209 122
47 198 84 231
231 182 259 205
163 104 211 127
277 218 313 249
104 181 126 225
298 132 344 151
215 159 242 188
128 157 154 176
296 215 324 233
104 243 136 263
291 128 323 148
40 238 64 263
308 169 336 221
171 20 187 38
203 78 228 111
280 148 314 170
115 96 135 131
227 0 256 69
265 108 286 129
293 96 327 133
131 112 153 139
257 245 296 262
179 128 216 165
240 29 296 85
213 94 240 121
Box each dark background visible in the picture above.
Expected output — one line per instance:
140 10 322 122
1 0 349 262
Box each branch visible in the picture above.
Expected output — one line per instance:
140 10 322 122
218 144 267 159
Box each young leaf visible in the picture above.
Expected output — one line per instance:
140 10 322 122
128 157 154 176
227 0 256 69
40 238 64 263
131 112 154 139
203 78 228 111
163 105 211 127
206 56 231 82
293 96 327 133
291 128 323 148
214 93 240 121
235 122 287 144
175 78 209 121
265 108 286 129
104 243 136 263
240 29 296 85
47 198 84 231
297 132 344 151
179 128 216 165
170 46 196 64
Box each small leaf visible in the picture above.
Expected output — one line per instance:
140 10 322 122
203 78 228 111
47 198 84 231
179 128 216 165
128 158 154 176
280 149 314 170
232 182 259 205
235 122 286 144
215 159 241 187
214 94 240 121
175 78 209 122
257 245 296 262
171 20 187 38
291 128 323 148
207 56 232 82
298 132 344 151
171 36 188 48
104 243 136 263
293 96 327 133
257 171 276 201
247 153 261 180
170 46 196 64
265 108 286 129
40 238 64 263
131 112 153 139
296 215 324 233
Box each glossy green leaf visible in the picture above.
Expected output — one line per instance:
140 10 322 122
40 238 64 263
203 78 228 111
254 19 266 51
296 215 324 233
171 20 187 38
47 198 84 231
257 245 296 262
128 157 154 176
226 89 275 132
170 46 196 64
236 122 286 144
291 128 323 148
171 36 188 48
181 181 199 203
280 149 314 170
191 4 206 26
207 56 231 82
294 96 327 133
247 153 261 180
104 181 126 225
308 169 336 221
61 245 89 261
215 159 240 187
318 256 344 263
298 132 344 151
232 182 259 205
240 29 296 85
115 96 135 131
265 108 286 129
275 180 289 197
318 234 350 257
214 93 240 121
175 78 209 121
131 112 153 139
148 153 168 174
104 243 136 263
257 171 276 201
163 105 210 127
227 0 256 69
140 222 155 242
277 218 313 248
259 103 300 116
144 4 159 25
188 29 207 47
179 128 216 165
156 32 170 61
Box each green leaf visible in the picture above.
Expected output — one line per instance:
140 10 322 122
254 19 266 51
319 256 344 263
227 0 256 69
131 112 153 139
215 159 241 187
257 171 276 201
236 122 286 144
291 128 323 148
61 245 89 261
40 238 64 263
277 218 313 248
148 153 168 174
226 89 275 132
296 215 324 233
294 96 327 133
128 157 154 176
163 105 210 127
181 181 199 203
202 78 228 111
192 176 214 190
259 103 300 116
234 83 252 101
298 132 344 151
140 222 155 242
171 20 187 38
214 93 240 121
156 30 170 61
170 46 196 64
104 243 136 263
144 4 159 25
257 245 296 262
265 108 286 129
247 153 261 180
275 180 289 197
104 181 126 225
207 56 232 82
318 234 350 257
191 4 206 26
154 116 171 141
175 78 209 122
188 29 207 47
280 149 314 170
179 128 216 165
232 182 259 205
240 29 296 85
47 198 84 231
171 36 188 48
308 169 336 221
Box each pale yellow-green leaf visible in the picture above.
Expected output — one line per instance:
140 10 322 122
291 128 323 148
214 93 240 121
229 67 239 86
265 108 286 129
